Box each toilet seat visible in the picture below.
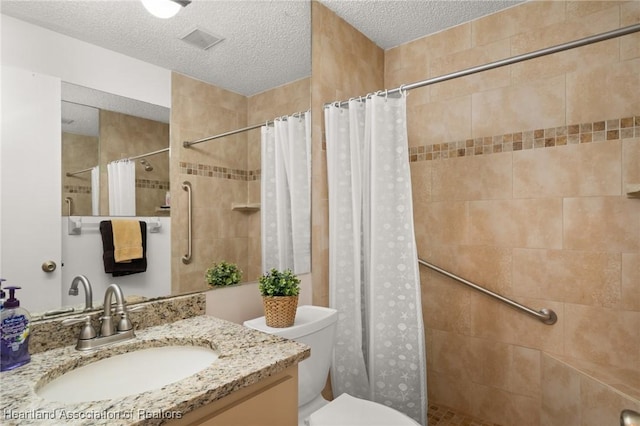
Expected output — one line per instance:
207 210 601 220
307 393 420 426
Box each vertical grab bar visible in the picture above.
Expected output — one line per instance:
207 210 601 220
181 181 192 264
65 197 73 216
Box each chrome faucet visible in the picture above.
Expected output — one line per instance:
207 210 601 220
100 283 132 337
68 275 93 311
63 283 143 351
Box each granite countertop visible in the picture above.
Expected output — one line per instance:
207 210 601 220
0 315 310 426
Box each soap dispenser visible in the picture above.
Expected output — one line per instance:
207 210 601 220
0 286 31 371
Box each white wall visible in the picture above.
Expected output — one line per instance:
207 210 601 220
1 14 171 108
60 216 171 311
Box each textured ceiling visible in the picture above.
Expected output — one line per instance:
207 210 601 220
1 0 524 98
1 0 312 97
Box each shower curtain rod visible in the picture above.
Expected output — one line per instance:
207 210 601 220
124 147 170 162
67 147 170 176
66 166 94 177
110 147 170 163
183 110 309 148
325 23 640 108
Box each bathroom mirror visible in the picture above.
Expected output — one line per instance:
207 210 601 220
61 83 170 217
1 0 312 318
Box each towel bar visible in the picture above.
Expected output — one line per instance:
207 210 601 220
67 217 162 235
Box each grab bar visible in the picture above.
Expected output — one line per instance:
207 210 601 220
621 409 640 426
181 181 192 264
65 197 73 216
417 258 557 325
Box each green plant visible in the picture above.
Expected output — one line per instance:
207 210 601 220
258 268 300 297
205 261 242 287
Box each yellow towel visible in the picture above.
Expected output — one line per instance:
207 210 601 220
112 220 143 263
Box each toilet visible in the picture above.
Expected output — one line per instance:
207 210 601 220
244 305 420 426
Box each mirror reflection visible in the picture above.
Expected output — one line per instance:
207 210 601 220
1 0 311 318
61 84 170 217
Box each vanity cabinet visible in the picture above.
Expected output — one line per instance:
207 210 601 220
170 365 298 426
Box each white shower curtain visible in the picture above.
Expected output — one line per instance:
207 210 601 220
107 159 136 216
325 94 427 425
261 112 311 274
91 166 100 216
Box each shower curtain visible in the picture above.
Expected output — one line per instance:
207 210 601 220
91 166 100 216
107 159 136 216
261 112 311 274
325 94 427 425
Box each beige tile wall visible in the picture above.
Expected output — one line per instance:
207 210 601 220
542 353 640 426
310 1 384 307
170 73 310 295
311 0 639 424
98 109 170 216
61 132 98 216
382 1 640 424
171 72 249 295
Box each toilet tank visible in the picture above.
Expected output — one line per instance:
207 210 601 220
244 305 338 407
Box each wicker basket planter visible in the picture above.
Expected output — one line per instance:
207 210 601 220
262 295 299 328
259 268 301 328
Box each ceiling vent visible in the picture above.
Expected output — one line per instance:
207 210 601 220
180 27 224 50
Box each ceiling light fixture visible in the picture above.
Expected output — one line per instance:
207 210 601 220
141 0 191 19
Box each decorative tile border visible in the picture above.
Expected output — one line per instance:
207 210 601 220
63 185 91 194
180 161 261 181
409 116 640 162
136 178 170 190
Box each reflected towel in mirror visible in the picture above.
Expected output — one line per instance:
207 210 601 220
99 221 147 276
112 219 143 262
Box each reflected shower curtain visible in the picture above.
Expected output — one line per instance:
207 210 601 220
107 159 136 216
261 112 311 274
91 166 100 216
325 94 427 425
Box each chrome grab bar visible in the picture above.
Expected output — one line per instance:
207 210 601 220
417 258 557 325
181 181 192 264
64 197 73 216
621 409 640 426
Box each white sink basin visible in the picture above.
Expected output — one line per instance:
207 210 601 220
37 345 219 403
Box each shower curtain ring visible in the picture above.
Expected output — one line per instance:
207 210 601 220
399 84 407 96
385 89 388 101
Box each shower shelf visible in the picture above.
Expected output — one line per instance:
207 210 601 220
231 203 260 213
626 184 640 198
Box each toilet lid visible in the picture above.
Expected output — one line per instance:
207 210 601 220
308 393 419 426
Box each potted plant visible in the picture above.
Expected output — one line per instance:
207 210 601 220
205 261 242 287
258 268 300 327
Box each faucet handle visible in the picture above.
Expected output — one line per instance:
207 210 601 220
62 316 97 340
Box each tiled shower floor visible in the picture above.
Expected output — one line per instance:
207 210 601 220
427 403 502 426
